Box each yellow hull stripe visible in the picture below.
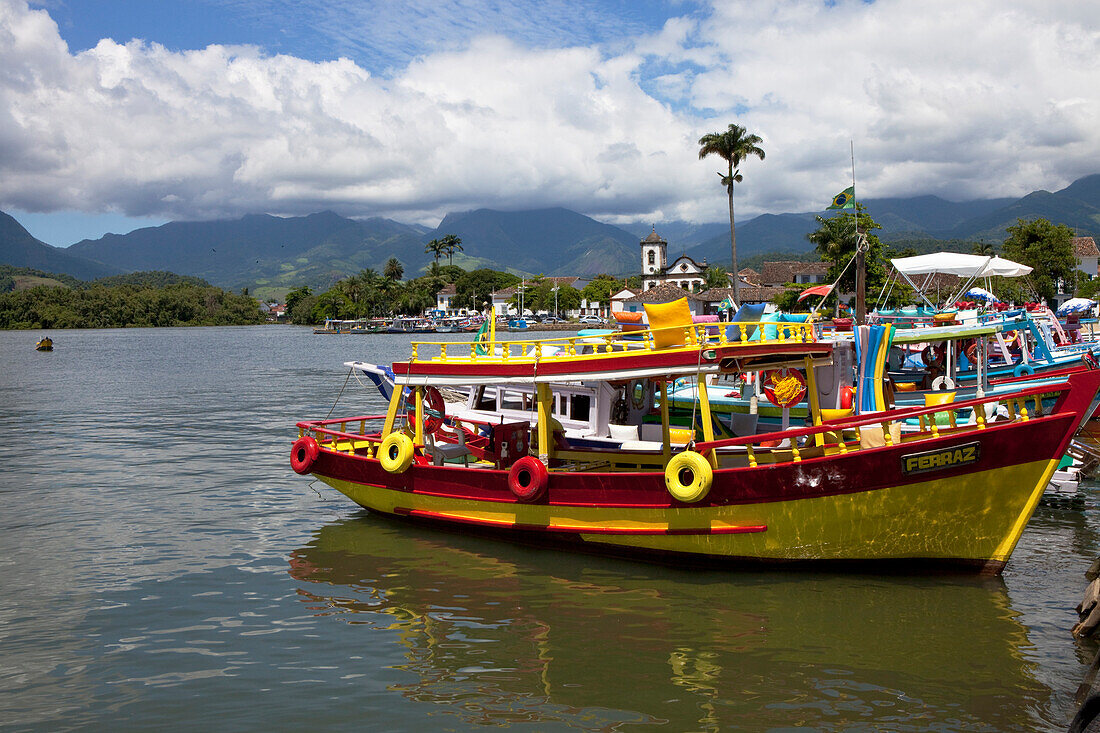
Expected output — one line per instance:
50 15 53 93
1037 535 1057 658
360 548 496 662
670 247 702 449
317 458 1054 563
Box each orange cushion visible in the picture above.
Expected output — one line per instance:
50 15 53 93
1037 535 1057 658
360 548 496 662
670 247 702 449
613 311 643 323
644 298 693 348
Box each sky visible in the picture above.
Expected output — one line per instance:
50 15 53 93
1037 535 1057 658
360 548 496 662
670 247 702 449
2 0 1099 247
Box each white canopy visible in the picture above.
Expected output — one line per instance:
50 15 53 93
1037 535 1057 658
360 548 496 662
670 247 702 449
889 252 1032 278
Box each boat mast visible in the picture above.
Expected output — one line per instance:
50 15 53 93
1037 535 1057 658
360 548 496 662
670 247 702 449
852 140 866 326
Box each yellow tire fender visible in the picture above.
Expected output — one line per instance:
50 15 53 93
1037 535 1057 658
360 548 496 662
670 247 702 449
664 450 713 503
379 432 415 473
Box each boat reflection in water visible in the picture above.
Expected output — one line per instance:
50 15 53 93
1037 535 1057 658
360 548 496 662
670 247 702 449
289 514 1051 731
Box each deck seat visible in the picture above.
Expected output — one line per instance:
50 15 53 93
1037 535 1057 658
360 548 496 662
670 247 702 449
425 423 472 466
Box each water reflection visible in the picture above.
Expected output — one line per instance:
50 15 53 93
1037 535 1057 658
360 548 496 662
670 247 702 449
290 513 1049 731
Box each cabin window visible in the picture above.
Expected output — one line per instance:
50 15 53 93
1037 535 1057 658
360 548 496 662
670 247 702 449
571 394 591 422
500 390 525 411
475 387 496 411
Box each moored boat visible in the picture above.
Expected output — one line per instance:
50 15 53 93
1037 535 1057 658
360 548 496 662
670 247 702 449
35 336 53 351
291 310 1100 574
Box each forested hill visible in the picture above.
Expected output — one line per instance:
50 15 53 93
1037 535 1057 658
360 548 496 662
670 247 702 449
0 270 263 329
2 173 1098 293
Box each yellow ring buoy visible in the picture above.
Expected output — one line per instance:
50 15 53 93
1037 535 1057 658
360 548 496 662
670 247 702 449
379 432 415 473
664 450 713 503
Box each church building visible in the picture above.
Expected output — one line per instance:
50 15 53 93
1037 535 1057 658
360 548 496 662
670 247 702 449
640 228 709 292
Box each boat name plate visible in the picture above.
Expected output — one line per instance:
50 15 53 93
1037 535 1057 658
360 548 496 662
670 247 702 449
901 442 981 475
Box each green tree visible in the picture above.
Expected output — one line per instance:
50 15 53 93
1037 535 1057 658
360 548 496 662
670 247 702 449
972 240 996 256
452 269 520 311
285 285 312 314
440 234 464 265
581 274 624 306
704 264 730 290
383 257 404 281
698 123 765 308
424 238 445 264
807 204 886 298
1001 218 1076 304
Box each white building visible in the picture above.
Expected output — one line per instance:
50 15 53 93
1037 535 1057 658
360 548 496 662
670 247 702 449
640 228 708 292
1074 237 1099 279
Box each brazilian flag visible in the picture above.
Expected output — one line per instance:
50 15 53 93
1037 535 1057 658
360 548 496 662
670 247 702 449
827 186 855 210
475 317 490 356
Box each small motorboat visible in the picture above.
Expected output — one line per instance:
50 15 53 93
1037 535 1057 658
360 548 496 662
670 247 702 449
35 336 53 351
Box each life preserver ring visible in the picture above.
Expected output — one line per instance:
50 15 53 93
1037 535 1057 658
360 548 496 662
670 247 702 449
921 345 946 368
1013 364 1035 378
379 432 415 473
1003 330 1018 345
508 456 549 502
290 436 320 475
630 379 647 410
664 450 713 503
762 368 807 408
931 375 956 391
964 341 979 365
404 386 445 435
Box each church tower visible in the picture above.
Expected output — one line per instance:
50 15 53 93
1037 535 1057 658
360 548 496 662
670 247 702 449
640 228 667 290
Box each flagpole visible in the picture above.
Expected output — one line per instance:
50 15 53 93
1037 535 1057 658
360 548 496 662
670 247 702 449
851 140 866 326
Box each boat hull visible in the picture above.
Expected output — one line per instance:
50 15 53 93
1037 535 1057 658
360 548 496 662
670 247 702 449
305 413 1072 574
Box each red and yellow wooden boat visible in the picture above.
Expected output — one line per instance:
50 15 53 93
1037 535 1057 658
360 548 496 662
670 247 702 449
291 317 1100 574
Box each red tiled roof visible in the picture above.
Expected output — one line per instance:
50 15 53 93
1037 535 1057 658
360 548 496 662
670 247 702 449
1073 237 1099 258
622 283 704 303
696 286 789 304
759 261 830 286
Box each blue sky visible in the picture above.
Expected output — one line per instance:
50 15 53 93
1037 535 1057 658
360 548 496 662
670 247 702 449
3 0 1099 246
43 0 692 72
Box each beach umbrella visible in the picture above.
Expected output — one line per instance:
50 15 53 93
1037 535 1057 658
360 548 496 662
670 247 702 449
1057 298 1096 316
965 287 1001 303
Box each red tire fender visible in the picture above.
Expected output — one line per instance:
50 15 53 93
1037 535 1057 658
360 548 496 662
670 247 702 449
508 456 549 503
291 436 320 475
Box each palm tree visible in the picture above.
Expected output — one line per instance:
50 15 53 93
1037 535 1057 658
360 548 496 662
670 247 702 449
424 238 445 264
384 257 404 281
808 214 854 280
698 124 765 307
440 234 463 265
972 240 996 256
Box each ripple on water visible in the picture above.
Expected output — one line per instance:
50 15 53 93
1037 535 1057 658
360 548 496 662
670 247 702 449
1 327 1099 731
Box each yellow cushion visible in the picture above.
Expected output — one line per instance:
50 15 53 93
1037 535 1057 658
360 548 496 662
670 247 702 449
644 298 693 349
669 427 693 445
858 422 902 449
820 407 854 421
924 391 956 407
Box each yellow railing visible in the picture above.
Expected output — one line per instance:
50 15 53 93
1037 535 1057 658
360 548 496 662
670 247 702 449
406 319 817 364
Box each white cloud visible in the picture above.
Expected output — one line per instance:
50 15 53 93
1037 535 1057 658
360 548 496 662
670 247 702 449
688 0 1100 212
1 0 1099 230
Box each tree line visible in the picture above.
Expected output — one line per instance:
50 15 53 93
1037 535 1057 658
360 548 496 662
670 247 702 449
0 270 264 329
283 262 647 325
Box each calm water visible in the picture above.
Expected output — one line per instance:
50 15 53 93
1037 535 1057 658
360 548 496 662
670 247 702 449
3 325 1100 731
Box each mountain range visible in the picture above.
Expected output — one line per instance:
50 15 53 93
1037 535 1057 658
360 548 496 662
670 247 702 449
3 174 1099 298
